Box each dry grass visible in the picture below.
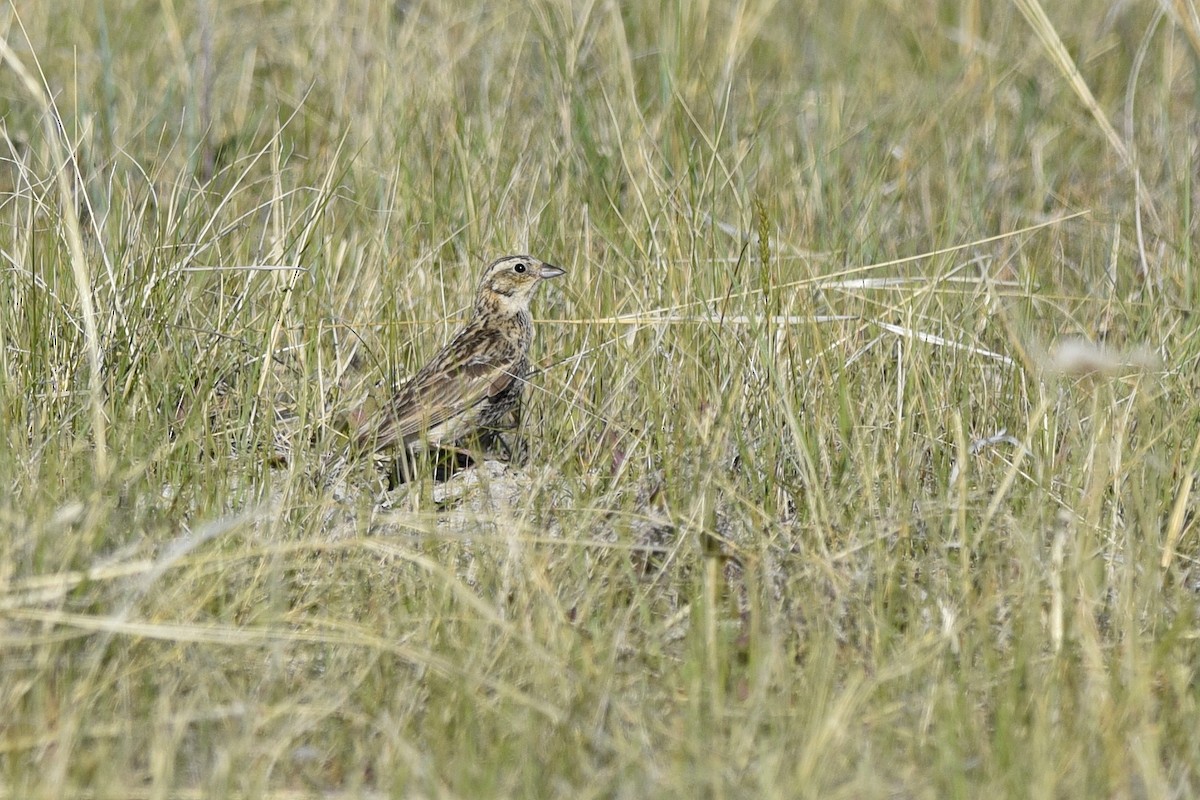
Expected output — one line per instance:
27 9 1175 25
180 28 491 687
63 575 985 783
2 0 1200 797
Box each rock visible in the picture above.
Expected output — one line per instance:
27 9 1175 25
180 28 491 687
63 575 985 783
431 460 520 508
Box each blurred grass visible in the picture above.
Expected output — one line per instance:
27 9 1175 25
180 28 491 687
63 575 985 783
2 0 1199 796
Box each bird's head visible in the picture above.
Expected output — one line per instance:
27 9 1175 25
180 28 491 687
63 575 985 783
475 255 565 315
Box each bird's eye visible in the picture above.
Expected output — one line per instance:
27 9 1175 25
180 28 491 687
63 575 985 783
513 262 527 274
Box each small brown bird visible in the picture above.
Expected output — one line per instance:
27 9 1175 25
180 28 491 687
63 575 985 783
356 255 565 458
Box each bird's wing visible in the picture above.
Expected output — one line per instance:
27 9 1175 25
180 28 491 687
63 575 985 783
360 328 521 449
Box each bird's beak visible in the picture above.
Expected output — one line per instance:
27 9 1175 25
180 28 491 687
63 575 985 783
540 263 566 279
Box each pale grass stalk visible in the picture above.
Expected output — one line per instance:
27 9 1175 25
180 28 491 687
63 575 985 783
5 605 563 723
664 209 1090 320
1162 0 1200 56
973 394 1055 549
1013 0 1160 226
1161 428 1200 567
0 21 108 476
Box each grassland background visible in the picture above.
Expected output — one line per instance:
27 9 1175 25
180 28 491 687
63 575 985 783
2 0 1199 797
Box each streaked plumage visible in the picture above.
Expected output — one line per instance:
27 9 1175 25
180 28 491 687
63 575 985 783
356 255 565 455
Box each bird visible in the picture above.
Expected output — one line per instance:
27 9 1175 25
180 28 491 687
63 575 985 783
354 254 565 464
